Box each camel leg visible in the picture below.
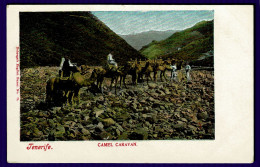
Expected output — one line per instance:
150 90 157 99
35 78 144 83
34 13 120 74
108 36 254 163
123 76 128 89
162 70 167 81
154 71 157 82
140 73 144 83
71 92 74 106
160 71 163 82
115 77 117 94
74 89 80 105
110 78 114 90
131 74 135 85
149 73 153 82
98 77 104 92
134 73 138 85
146 73 149 85
66 91 71 106
119 75 123 89
163 70 168 81
98 78 104 94
45 82 52 105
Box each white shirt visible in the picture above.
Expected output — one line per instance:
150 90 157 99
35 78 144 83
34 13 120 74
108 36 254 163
170 65 177 71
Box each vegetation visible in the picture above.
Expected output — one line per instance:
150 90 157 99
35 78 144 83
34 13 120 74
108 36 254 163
140 20 214 61
20 12 145 69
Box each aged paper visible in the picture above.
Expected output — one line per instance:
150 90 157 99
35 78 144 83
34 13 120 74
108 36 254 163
7 5 253 163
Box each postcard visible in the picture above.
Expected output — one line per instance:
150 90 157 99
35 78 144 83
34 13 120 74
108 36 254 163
7 5 253 163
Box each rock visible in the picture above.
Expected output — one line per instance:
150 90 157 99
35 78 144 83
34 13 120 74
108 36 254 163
99 131 113 140
48 119 56 128
129 128 148 140
164 88 171 95
198 111 208 120
118 132 129 140
173 121 185 129
139 99 146 104
86 124 96 130
112 101 121 107
146 114 158 123
148 83 157 89
93 108 104 118
84 116 90 122
147 97 155 102
181 118 188 122
115 123 124 132
158 85 164 89
131 103 138 111
76 123 84 129
74 109 81 113
127 90 135 96
150 92 159 98
102 118 116 126
82 128 90 135
56 125 65 133
97 122 104 131
188 125 197 132
144 121 152 128
97 104 103 109
116 129 121 136
160 106 165 110
143 107 149 113
206 101 210 107
94 95 104 103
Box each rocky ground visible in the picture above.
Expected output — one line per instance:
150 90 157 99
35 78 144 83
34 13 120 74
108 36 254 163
20 66 214 141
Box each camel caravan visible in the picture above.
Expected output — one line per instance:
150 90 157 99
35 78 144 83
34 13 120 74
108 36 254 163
46 54 192 106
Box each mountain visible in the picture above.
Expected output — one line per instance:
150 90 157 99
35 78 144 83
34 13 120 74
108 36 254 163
140 20 214 61
20 12 144 69
120 30 178 50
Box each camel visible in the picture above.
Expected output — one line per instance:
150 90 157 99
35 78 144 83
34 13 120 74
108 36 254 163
131 60 143 85
46 69 98 106
80 65 91 75
117 61 139 89
153 60 173 82
46 77 69 105
117 64 130 89
118 60 144 86
95 66 120 94
139 61 154 84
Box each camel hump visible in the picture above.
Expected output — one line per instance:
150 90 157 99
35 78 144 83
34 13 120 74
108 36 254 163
72 72 85 85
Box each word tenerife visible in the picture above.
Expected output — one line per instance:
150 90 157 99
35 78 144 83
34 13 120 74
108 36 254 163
26 143 53 151
98 142 137 147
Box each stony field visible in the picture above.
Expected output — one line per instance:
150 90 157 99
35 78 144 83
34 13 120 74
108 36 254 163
20 66 214 141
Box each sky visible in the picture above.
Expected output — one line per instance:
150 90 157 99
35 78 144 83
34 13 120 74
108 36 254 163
92 11 214 35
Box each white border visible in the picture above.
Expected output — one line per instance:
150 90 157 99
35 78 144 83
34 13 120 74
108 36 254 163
7 5 254 163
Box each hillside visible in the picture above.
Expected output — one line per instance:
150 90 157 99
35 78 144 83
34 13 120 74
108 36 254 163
120 30 178 50
140 20 213 61
20 12 144 68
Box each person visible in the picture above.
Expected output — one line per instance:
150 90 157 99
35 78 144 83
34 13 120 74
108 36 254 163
106 53 118 71
170 60 178 82
185 61 192 83
59 57 75 78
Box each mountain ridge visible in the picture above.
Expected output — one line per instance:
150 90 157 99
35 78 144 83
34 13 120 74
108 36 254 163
120 30 178 50
20 12 144 69
140 20 214 61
